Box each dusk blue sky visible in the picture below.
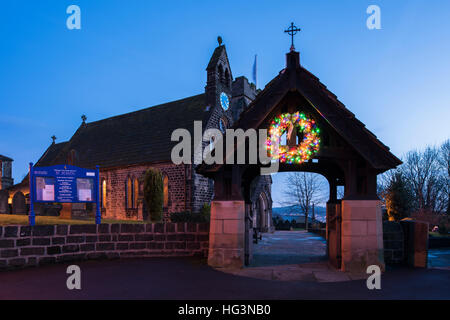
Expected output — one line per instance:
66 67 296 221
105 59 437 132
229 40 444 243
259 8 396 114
1 1 449 207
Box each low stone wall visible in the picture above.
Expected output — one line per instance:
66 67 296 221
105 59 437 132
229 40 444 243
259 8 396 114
309 228 326 239
0 223 209 271
383 221 404 264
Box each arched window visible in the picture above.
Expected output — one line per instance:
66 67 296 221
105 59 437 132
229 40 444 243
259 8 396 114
126 177 133 209
217 64 224 82
224 69 230 87
101 179 107 208
219 118 227 134
134 178 139 209
67 149 77 165
163 175 169 208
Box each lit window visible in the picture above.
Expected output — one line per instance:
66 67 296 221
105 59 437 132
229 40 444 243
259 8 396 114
163 175 169 207
134 178 139 209
126 177 133 209
101 179 107 208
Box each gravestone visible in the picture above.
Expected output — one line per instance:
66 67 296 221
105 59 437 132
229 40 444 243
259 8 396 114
12 191 27 215
0 190 9 214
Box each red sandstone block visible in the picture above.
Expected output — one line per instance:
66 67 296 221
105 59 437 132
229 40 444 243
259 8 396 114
99 235 112 242
8 258 26 267
0 240 14 248
20 247 45 256
342 220 367 237
32 238 51 246
96 243 114 251
1 249 18 258
135 234 154 241
70 225 97 235
62 245 80 253
67 236 85 244
32 225 55 237
19 226 31 237
16 238 31 246
130 242 146 250
4 226 18 238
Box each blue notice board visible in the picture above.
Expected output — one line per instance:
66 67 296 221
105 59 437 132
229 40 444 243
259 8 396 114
28 163 101 226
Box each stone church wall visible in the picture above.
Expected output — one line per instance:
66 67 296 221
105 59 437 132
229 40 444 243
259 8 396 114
0 222 209 271
191 169 214 213
101 162 191 221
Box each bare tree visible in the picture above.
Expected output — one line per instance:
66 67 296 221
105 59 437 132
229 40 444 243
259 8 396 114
401 146 446 213
438 139 450 214
283 172 325 229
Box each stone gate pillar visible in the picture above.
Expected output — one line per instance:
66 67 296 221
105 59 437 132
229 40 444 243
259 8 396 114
208 200 245 269
341 200 385 272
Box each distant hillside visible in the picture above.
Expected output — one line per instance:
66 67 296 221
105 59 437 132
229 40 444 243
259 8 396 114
272 205 326 223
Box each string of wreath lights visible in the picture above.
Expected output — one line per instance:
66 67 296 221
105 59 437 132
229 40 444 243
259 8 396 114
266 112 321 164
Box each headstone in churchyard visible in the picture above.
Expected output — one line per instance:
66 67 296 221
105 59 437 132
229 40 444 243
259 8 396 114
12 191 27 215
0 190 9 214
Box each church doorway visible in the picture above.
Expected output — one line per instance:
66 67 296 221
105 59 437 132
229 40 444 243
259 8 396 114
255 192 270 233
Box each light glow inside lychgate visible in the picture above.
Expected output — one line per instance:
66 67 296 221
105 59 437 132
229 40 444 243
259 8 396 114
266 112 321 164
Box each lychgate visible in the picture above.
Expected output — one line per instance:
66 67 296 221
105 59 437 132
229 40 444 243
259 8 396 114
197 48 401 273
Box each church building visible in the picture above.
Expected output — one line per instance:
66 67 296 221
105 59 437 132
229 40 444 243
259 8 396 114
7 40 273 230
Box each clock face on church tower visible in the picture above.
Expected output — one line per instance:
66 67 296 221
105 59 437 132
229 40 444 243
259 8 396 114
220 92 229 111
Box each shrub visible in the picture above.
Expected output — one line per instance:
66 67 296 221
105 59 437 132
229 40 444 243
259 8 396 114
143 168 163 222
384 172 413 221
438 217 449 235
200 203 211 222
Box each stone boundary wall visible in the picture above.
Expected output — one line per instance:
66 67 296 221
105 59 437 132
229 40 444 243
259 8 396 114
383 221 404 264
0 223 209 271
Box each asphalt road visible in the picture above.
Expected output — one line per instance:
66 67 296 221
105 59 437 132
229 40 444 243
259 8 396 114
0 257 449 300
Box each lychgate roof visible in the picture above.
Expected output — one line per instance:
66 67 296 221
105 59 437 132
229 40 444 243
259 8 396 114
232 51 402 171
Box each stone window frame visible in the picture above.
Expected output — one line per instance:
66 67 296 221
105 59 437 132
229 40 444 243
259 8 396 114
163 173 169 209
125 176 134 210
101 178 107 209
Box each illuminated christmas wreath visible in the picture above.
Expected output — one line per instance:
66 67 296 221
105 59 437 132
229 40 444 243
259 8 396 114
266 112 321 164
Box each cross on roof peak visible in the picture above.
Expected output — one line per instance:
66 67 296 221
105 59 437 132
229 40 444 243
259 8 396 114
284 22 301 52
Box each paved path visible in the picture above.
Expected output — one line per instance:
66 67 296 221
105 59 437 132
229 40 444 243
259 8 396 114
225 231 360 282
223 231 450 282
428 248 450 269
0 257 449 300
250 231 327 267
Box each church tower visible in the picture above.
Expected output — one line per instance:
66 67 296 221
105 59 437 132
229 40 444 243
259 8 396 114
205 37 233 117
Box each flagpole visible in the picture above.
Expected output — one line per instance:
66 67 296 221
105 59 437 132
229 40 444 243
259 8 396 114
253 54 258 89
255 54 257 89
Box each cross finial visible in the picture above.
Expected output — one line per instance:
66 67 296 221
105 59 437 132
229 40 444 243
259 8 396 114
284 22 301 52
81 114 87 123
51 135 57 144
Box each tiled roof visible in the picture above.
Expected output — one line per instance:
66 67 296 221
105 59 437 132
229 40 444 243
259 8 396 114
35 142 68 167
0 155 13 162
40 94 209 169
